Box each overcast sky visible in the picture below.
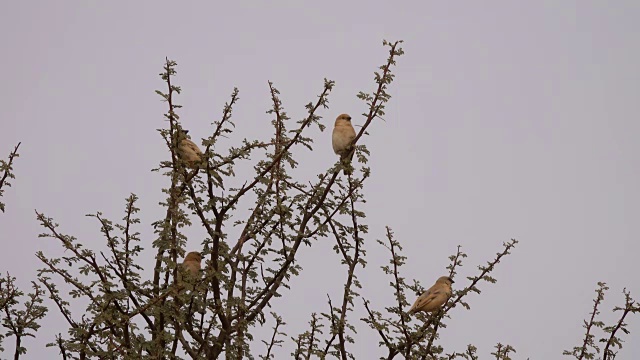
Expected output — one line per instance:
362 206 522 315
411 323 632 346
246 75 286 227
1 1 639 358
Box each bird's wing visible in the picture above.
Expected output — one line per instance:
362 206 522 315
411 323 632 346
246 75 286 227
409 289 435 312
348 126 356 140
181 139 203 155
180 261 201 280
345 126 356 156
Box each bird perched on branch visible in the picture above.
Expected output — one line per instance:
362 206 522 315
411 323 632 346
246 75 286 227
408 276 454 314
178 251 202 288
176 129 224 188
332 113 356 175
177 129 204 169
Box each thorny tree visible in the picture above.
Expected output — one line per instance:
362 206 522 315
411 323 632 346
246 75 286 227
1 40 639 360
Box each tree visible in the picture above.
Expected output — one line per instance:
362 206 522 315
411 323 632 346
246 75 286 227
0 142 21 214
1 40 638 359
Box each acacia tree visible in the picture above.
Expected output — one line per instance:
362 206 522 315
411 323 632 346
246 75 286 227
0 142 21 214
1 40 638 360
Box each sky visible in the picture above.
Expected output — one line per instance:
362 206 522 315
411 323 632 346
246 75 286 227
1 1 639 358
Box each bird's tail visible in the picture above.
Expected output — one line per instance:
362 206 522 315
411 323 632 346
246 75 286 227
341 148 355 175
341 160 352 175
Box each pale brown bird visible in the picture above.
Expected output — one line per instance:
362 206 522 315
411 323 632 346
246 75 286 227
408 276 454 314
332 114 356 175
176 129 225 189
178 251 202 287
177 129 204 169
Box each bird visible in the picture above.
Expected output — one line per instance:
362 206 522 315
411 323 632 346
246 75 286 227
176 129 225 189
407 276 454 314
177 129 204 169
332 114 356 175
178 251 202 287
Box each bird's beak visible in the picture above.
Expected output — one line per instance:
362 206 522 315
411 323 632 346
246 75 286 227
448 277 455 283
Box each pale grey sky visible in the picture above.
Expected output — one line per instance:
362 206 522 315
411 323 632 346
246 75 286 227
1 1 639 358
